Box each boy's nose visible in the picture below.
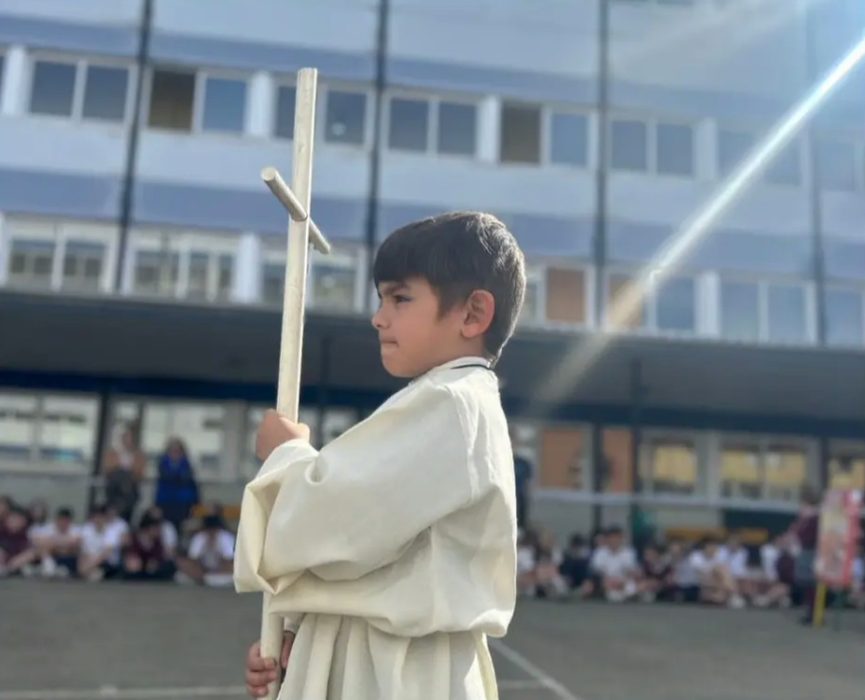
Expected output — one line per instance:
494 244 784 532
371 307 386 330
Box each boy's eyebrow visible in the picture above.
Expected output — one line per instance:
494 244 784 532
377 281 408 296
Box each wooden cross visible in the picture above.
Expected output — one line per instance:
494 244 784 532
257 66 331 700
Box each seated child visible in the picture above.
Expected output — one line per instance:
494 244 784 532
32 507 82 578
177 514 235 587
122 513 177 581
239 212 526 700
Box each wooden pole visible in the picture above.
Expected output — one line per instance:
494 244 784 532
258 67 319 700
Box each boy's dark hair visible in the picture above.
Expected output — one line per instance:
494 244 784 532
373 211 526 361
203 514 224 531
139 514 161 530
89 503 108 517
606 525 624 537
56 507 74 520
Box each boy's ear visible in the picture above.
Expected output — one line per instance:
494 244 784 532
461 289 495 339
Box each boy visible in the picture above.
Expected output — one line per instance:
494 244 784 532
238 212 525 700
31 507 82 578
589 525 640 602
176 513 235 587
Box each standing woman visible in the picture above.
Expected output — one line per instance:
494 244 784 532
103 423 147 523
155 437 199 532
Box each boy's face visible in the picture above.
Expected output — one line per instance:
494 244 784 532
373 277 481 378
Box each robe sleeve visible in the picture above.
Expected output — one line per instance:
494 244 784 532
233 381 476 594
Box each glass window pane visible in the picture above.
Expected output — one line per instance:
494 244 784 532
187 252 209 299
718 130 752 176
818 140 857 192
602 428 633 493
656 276 695 332
643 438 698 495
767 284 807 343
437 102 476 156
500 103 541 164
325 90 366 145
765 141 801 186
62 241 104 292
274 85 296 140
37 396 98 466
388 98 429 152
825 288 864 347
141 402 226 478
720 280 760 341
134 250 178 296
82 65 128 121
202 77 246 133
610 119 648 171
550 112 588 166
607 273 646 329
216 254 233 300
720 441 762 500
656 123 694 176
30 61 76 117
148 69 194 131
311 263 356 311
829 441 865 491
7 239 55 288
764 443 808 502
546 268 586 324
0 394 37 461
262 260 284 305
539 425 587 490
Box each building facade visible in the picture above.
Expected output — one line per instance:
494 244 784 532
1 0 864 537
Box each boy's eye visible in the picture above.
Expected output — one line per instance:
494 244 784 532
394 295 411 304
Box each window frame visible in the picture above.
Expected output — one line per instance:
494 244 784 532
0 389 99 476
716 123 804 188
319 82 373 149
639 428 707 499
604 267 700 337
385 90 480 159
608 113 697 178
193 69 249 136
28 52 135 125
544 105 594 170
823 283 865 347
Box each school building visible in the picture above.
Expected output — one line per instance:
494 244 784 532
1 0 864 538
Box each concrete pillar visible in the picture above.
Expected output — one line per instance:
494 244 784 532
233 232 262 303
0 45 28 117
247 71 275 138
477 95 500 164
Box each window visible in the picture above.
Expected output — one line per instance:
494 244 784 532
602 428 633 493
609 118 648 171
148 69 195 131
388 97 429 152
539 424 589 490
30 60 76 116
274 85 296 140
63 241 104 292
82 65 129 121
0 392 97 470
500 103 541 164
138 401 227 479
720 440 762 500
201 76 246 133
519 271 544 326
546 267 587 324
325 89 367 145
261 257 285 306
720 280 760 342
641 435 701 496
7 239 55 289
718 129 753 176
437 101 476 156
30 59 129 122
38 396 98 466
656 275 696 333
130 231 236 301
607 272 646 330
765 141 801 187
309 250 358 311
767 283 807 344
828 441 865 491
719 436 813 503
825 288 864 347
549 112 589 167
818 139 858 192
0 394 37 461
656 123 694 176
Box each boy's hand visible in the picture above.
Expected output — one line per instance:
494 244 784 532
245 634 295 698
256 410 310 462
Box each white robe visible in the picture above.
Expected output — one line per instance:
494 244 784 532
234 357 517 700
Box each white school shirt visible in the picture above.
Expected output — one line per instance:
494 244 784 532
188 530 235 570
760 544 780 582
33 522 82 546
722 547 749 579
234 358 517 700
591 546 638 580
689 549 727 576
80 522 124 564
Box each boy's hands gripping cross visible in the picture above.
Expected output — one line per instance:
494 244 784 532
255 409 311 462
245 633 295 698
